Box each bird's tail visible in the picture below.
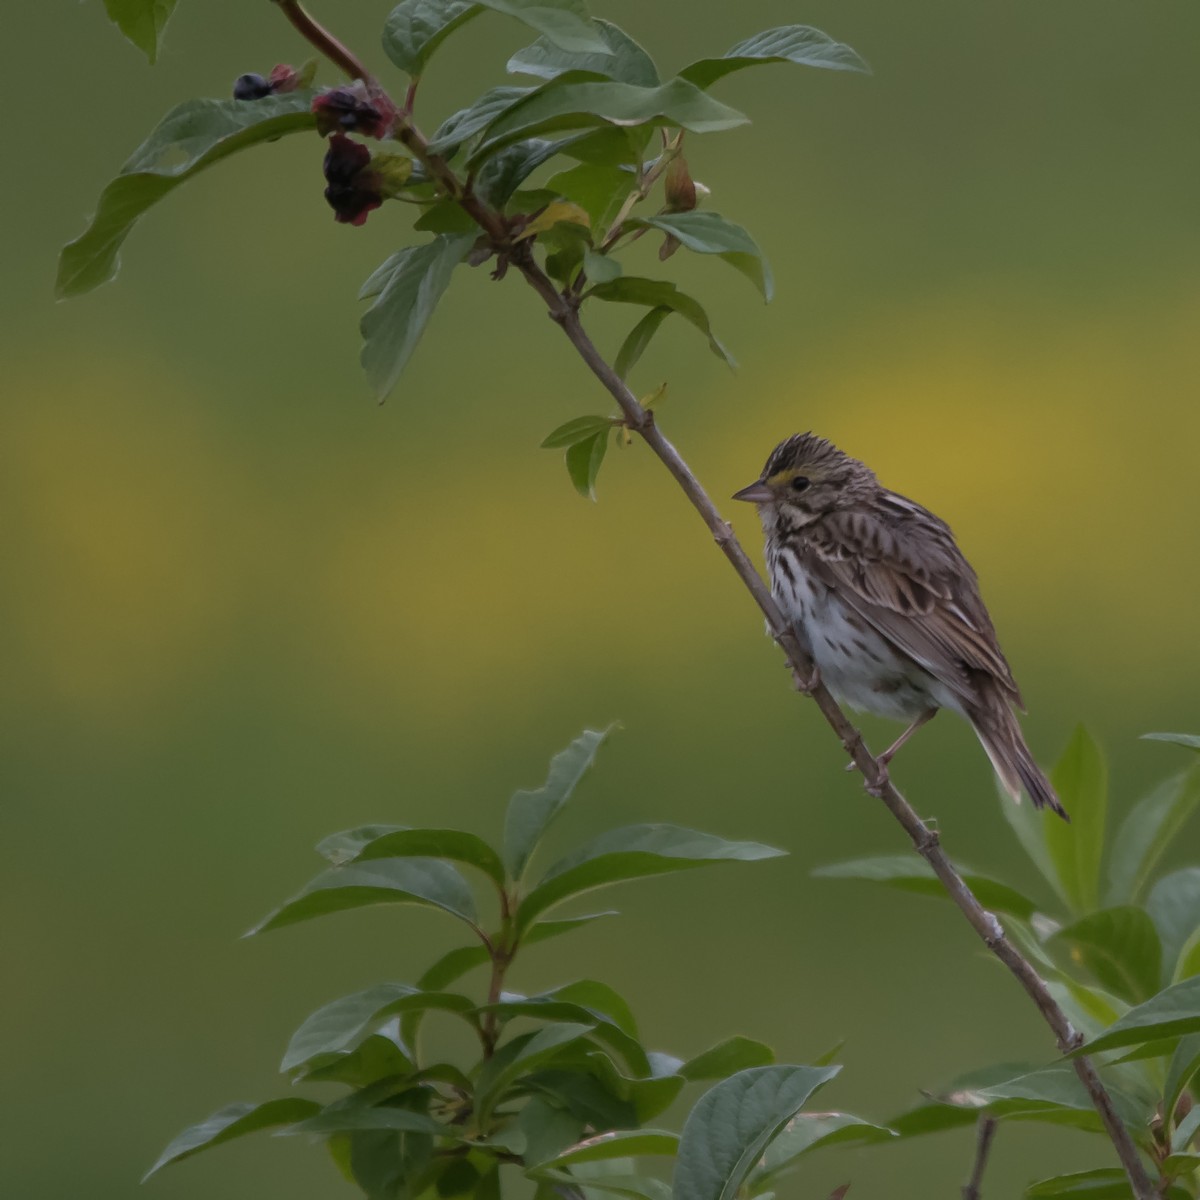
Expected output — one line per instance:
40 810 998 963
972 702 1068 821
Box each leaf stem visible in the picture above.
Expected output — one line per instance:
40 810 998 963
272 0 377 88
962 1115 998 1200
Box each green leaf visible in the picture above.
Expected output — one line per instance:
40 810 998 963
590 277 734 367
681 1037 775 1082
565 430 610 500
485 981 649 1074
628 212 773 301
583 1050 686 1123
246 857 479 936
545 162 632 230
517 824 785 932
752 1114 896 1188
428 86 537 155
1026 1168 1134 1197
414 200 479 233
508 20 660 87
537 1171 672 1200
813 855 1038 920
614 307 671 381
297 1027 414 1087
470 78 749 166
1071 975 1200 1056
679 25 870 89
103 0 178 64
1149 868 1200 979
281 984 475 1072
1176 928 1200 984
288 1106 444 1136
476 1023 596 1121
503 727 612 879
582 249 622 284
57 93 316 297
886 1100 980 1140
525 1065 639 1130
340 828 506 888
382 0 479 75
360 235 474 401
477 137 578 206
1174 1106 1200 1152
534 1129 679 1170
1045 726 1108 915
1106 768 1200 906
384 0 607 74
144 1098 321 1179
316 824 407 864
542 416 615 448
1163 1151 1200 1181
1165 1034 1200 1127
1000 782 1069 908
1144 733 1200 752
519 1096 586 1166
1051 907 1163 1003
975 1066 1147 1129
673 1065 839 1200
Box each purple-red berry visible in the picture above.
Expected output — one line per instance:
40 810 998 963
233 73 272 101
323 133 383 227
312 85 390 139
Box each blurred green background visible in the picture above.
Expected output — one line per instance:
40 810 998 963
5 1 1200 1196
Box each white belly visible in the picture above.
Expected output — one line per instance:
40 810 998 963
770 547 961 722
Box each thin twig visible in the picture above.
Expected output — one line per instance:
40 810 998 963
273 8 1156 1196
963 1116 998 1200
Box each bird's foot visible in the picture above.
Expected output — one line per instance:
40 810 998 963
791 663 821 695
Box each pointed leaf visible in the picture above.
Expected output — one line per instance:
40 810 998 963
517 824 785 932
508 20 660 87
477 0 608 53
614 307 672 381
103 0 178 64
813 855 1038 920
382 0 479 75
470 78 749 166
1000 781 1070 907
541 416 615 448
1149 868 1200 979
503 727 612 879
144 1099 320 1179
58 93 316 297
1165 1035 1200 1127
752 1114 896 1187
1071 975 1200 1056
428 86 536 155
1026 1168 1133 1197
673 1065 839 1200
1106 768 1200 906
1174 1106 1200 1152
476 137 578 206
246 857 479 936
680 25 870 89
360 235 474 401
565 429 610 499
476 1023 596 1120
287 1106 444 1135
1051 907 1163 1003
681 1037 775 1082
629 212 773 301
282 984 475 1072
1044 727 1108 914
546 161 632 229
339 828 505 888
537 1171 671 1200
535 1129 679 1170
1144 734 1200 752
590 277 734 367
298 1027 414 1087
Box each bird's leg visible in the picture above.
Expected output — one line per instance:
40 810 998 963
845 708 938 773
791 662 821 695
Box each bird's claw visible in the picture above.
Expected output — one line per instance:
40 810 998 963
791 664 821 695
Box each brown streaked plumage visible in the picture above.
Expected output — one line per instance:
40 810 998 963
734 432 1066 819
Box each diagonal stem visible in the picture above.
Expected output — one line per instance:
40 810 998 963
274 7 1154 1195
510 255 1156 1200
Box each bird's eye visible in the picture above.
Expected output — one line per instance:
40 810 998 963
791 476 810 492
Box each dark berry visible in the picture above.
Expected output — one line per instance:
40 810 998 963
322 133 383 226
233 73 272 101
312 86 388 139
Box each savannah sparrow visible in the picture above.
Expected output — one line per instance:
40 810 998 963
734 432 1066 819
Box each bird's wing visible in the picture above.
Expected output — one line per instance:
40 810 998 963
801 496 1022 708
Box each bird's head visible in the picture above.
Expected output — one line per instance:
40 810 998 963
733 433 878 526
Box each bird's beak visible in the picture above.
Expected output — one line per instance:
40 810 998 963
732 481 773 504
